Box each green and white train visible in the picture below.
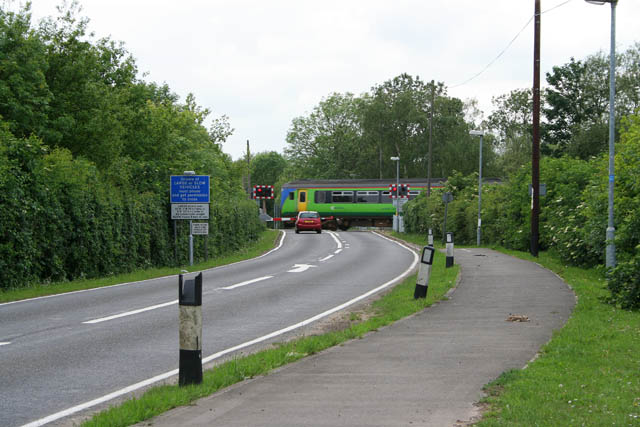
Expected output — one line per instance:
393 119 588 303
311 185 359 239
279 179 445 230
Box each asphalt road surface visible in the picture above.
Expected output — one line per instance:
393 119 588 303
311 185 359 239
0 230 417 427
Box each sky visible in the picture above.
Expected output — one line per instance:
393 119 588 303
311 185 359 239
26 0 640 161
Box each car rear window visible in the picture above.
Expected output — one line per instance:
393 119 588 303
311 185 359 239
299 212 319 219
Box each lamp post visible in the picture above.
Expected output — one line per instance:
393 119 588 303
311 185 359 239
390 156 400 231
585 0 617 268
469 130 484 246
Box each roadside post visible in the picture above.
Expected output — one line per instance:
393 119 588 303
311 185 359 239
414 245 435 299
442 192 453 244
445 232 454 268
427 228 434 246
179 272 203 386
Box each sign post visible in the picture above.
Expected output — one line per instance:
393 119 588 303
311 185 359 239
171 173 210 266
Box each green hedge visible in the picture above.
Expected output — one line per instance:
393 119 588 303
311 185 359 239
0 130 263 290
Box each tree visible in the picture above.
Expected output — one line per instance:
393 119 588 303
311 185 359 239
0 3 52 138
285 92 366 179
487 89 533 176
543 45 640 159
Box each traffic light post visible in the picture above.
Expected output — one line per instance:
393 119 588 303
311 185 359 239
389 184 410 232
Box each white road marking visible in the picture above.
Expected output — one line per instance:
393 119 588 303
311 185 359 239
334 249 343 254
218 276 273 290
459 248 471 252
0 342 11 346
2 230 287 308
287 264 317 273
328 231 342 249
23 231 419 427
319 255 334 262
83 300 178 324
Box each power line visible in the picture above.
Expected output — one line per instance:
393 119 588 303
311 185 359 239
450 0 573 88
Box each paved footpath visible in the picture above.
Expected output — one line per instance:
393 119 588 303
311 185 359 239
138 248 575 427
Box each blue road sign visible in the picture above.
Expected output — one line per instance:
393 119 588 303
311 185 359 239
170 175 210 203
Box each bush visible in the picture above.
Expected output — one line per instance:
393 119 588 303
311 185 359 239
0 130 264 290
607 254 640 310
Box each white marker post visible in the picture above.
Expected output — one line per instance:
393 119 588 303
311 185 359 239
445 232 454 268
414 246 435 299
427 228 433 246
179 272 203 386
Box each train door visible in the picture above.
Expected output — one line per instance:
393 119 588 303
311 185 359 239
298 189 308 212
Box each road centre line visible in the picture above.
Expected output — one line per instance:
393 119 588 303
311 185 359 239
334 249 343 254
319 255 334 262
25 231 418 427
84 275 276 323
0 342 11 346
83 300 179 324
218 276 273 290
328 231 342 249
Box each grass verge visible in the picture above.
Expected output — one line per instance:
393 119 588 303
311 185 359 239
476 248 640 426
81 244 459 427
0 229 281 304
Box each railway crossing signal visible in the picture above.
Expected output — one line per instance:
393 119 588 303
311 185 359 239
389 184 410 199
253 185 274 199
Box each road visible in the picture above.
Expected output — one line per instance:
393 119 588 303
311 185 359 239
0 230 417 427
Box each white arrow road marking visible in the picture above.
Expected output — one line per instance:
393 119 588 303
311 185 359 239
319 255 334 262
83 300 178 324
287 264 317 273
218 276 273 290
0 342 11 346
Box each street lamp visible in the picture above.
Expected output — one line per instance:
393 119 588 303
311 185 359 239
390 156 400 231
585 0 617 268
469 130 484 246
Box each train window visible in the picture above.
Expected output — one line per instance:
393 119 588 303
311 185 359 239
381 191 394 204
289 192 295 200
300 192 306 203
356 191 379 203
315 191 331 203
409 190 421 200
332 191 353 203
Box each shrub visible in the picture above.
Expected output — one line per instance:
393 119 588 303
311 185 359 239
607 253 640 310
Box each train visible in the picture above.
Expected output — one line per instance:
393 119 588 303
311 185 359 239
279 179 446 230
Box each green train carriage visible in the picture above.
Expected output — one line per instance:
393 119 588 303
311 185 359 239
279 179 446 229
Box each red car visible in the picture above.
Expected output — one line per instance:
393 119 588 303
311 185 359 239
295 211 322 234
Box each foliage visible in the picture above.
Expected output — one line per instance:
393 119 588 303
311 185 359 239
607 256 640 310
285 92 367 179
487 89 532 176
542 45 640 159
605 113 640 309
0 3 261 290
284 75 500 181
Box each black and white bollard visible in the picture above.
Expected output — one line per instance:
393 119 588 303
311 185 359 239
445 232 454 268
179 272 203 386
427 228 434 246
414 246 435 299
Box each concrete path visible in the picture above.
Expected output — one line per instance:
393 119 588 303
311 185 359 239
138 248 575 427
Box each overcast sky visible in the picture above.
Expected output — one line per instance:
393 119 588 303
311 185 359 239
28 0 640 160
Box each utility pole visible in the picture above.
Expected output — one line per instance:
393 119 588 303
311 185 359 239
246 140 251 199
531 0 541 257
427 81 435 197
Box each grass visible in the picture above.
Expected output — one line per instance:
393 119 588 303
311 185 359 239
0 229 281 304
476 248 640 426
81 240 459 427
